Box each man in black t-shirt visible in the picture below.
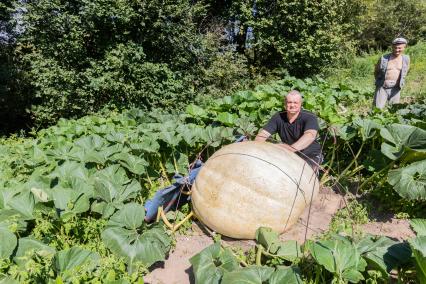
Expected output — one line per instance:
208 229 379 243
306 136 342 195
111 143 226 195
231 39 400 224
255 90 322 169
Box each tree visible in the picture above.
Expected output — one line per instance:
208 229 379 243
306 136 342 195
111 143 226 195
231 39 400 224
228 0 365 76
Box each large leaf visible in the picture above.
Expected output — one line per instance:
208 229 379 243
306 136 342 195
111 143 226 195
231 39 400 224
112 152 148 175
201 126 224 147
269 266 302 284
189 243 239 284
74 134 106 150
411 219 426 236
409 236 426 284
49 160 90 182
307 239 366 282
159 130 181 147
216 112 238 126
27 174 51 203
0 227 17 259
93 165 132 202
54 247 100 276
102 205 171 271
357 235 411 276
388 160 426 200
107 203 145 230
221 266 274 284
380 124 426 161
353 119 381 141
186 104 208 118
102 225 170 270
5 190 35 220
51 186 91 219
14 237 56 267
255 227 301 262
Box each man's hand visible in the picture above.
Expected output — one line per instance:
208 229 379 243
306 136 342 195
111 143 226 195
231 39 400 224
255 129 271 141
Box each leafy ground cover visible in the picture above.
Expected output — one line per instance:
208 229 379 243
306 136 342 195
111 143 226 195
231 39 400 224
0 76 425 282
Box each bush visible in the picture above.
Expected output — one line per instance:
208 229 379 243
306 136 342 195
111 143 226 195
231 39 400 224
28 43 192 125
229 0 363 77
14 0 212 126
357 0 426 51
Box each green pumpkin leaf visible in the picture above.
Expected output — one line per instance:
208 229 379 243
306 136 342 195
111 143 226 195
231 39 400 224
221 266 275 284
269 266 302 284
409 236 426 284
14 237 56 267
108 203 145 230
388 160 426 200
307 239 366 280
380 124 426 161
102 225 170 269
216 112 238 126
186 104 208 118
190 243 239 284
353 118 381 141
55 247 100 274
0 227 17 259
113 152 148 175
411 219 426 236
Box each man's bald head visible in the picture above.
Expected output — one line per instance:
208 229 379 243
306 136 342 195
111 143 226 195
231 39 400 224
284 90 303 115
285 90 303 103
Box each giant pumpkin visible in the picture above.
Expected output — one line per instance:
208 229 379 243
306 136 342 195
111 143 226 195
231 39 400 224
191 141 319 239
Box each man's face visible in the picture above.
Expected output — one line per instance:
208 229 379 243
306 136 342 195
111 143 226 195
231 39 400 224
392 44 406 56
285 95 302 115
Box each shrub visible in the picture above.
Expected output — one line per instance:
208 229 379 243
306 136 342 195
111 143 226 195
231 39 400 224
357 0 426 51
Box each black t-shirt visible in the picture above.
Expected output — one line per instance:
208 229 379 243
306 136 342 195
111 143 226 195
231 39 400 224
263 110 321 159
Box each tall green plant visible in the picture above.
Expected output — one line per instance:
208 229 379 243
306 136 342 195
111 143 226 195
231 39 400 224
229 0 363 76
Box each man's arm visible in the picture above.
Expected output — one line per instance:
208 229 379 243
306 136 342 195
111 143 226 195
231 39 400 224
374 58 381 79
274 129 317 152
255 129 271 141
291 129 317 151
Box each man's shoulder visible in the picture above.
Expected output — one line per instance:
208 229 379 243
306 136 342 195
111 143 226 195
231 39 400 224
403 54 410 62
383 53 392 59
300 110 318 119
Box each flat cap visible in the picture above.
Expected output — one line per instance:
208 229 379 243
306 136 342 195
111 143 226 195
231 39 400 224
392 37 408 45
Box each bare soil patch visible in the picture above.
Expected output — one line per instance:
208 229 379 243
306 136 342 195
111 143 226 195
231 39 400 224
144 188 414 284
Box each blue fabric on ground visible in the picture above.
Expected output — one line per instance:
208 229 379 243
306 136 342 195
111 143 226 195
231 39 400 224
143 135 246 222
144 159 203 222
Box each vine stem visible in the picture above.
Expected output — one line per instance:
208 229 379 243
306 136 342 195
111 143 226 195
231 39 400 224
255 245 263 266
358 161 395 191
335 142 364 182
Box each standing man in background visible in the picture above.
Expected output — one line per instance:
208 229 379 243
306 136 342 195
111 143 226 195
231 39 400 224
373 37 410 109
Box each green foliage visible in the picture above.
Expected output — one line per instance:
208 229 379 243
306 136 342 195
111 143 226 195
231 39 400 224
409 219 426 283
0 73 425 281
356 0 426 50
189 242 239 284
101 203 171 273
10 0 225 125
328 201 369 237
307 238 367 283
230 0 363 76
190 229 417 283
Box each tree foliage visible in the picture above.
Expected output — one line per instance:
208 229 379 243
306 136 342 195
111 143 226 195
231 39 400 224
0 0 31 133
228 0 364 76
357 0 426 50
1 0 425 129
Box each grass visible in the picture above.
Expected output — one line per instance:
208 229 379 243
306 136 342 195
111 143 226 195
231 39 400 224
325 41 426 100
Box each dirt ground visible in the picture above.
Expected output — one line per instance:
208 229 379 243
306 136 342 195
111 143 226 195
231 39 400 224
144 188 415 284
